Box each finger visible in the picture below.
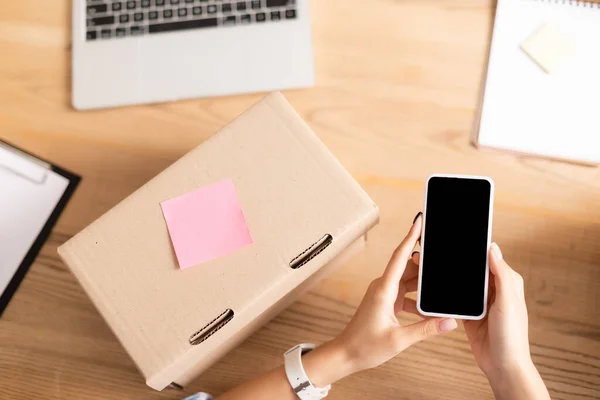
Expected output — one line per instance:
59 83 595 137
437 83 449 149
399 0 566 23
411 251 420 265
393 294 403 314
396 266 418 310
487 273 496 306
404 277 418 292
413 212 422 245
489 242 523 298
399 317 457 349
396 260 419 308
412 211 422 224
394 296 421 318
383 215 422 288
402 298 421 316
401 260 419 283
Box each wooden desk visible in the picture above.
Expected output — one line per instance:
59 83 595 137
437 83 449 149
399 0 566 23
1 1 599 399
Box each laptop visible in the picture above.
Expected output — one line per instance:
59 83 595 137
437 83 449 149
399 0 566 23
73 0 314 110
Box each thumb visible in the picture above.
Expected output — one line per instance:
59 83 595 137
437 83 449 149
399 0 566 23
399 318 457 349
489 242 524 300
489 242 513 294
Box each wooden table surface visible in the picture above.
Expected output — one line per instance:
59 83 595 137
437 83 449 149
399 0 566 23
1 1 599 399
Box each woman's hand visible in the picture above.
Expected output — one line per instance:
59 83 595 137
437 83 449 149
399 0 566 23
462 243 550 400
219 215 458 397
220 215 458 398
330 215 457 376
402 230 550 400
217 218 549 400
463 243 530 377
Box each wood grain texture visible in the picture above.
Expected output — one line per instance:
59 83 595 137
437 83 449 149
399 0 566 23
1 0 599 399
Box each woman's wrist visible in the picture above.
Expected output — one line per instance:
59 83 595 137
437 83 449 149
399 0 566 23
301 339 357 388
487 359 549 400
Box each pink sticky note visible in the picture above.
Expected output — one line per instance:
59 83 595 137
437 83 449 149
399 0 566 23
160 179 253 269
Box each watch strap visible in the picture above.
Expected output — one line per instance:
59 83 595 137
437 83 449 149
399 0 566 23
284 343 331 400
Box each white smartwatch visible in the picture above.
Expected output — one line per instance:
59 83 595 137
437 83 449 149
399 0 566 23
284 343 331 400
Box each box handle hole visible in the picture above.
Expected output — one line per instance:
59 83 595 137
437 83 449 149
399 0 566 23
189 309 234 346
289 234 333 270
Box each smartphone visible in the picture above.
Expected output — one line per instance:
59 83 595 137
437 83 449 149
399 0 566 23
417 174 494 320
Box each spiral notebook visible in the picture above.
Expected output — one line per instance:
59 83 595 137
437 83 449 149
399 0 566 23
474 0 600 166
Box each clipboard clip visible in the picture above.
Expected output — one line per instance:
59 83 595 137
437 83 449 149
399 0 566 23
0 141 50 185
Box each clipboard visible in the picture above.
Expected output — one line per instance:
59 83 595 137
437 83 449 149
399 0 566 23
0 140 80 316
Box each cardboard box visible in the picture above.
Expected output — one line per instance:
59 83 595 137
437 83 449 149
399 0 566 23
58 93 379 390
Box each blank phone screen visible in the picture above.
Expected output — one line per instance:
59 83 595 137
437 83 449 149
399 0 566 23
419 177 492 317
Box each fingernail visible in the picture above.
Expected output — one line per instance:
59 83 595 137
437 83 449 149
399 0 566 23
411 251 419 258
413 212 423 224
491 242 503 260
438 318 458 333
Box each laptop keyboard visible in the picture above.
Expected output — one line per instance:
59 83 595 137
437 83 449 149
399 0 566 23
85 0 297 41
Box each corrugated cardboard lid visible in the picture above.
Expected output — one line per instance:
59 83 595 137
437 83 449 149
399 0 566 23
58 93 378 389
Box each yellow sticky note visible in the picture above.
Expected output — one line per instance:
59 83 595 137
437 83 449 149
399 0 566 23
521 23 577 73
